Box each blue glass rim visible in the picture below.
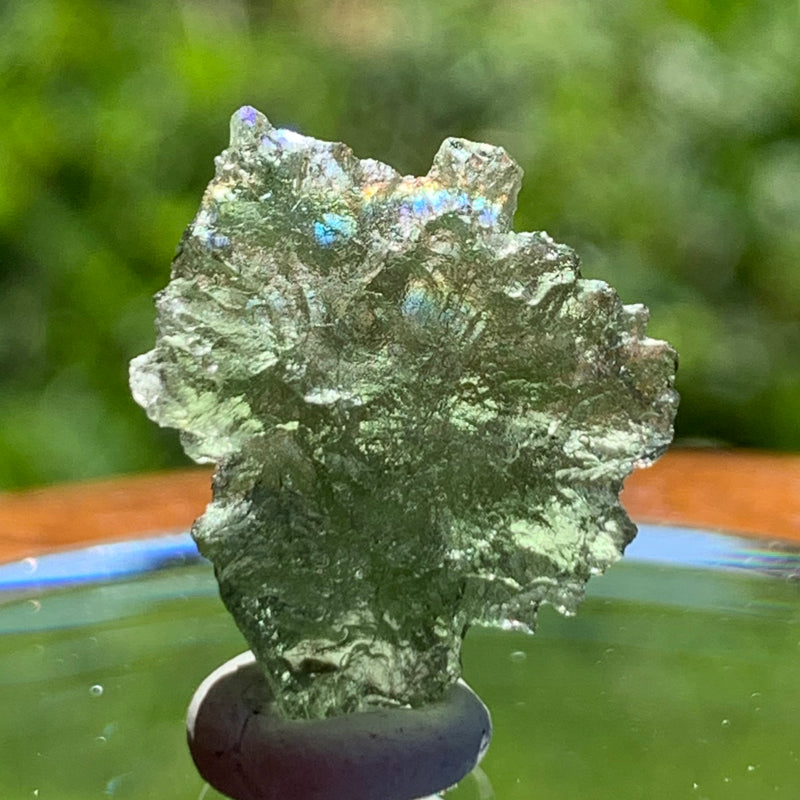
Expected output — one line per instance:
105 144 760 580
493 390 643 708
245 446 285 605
0 525 799 594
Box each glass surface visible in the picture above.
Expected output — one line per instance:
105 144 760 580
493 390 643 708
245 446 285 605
1 527 798 799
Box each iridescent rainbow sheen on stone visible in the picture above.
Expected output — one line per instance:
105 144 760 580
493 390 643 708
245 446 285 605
131 106 678 720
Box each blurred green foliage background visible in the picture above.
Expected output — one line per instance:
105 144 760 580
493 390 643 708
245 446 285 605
1 0 799 489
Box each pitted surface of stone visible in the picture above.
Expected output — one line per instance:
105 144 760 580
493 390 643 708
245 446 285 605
131 106 678 719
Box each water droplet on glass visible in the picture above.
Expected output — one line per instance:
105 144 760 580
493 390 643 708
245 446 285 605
747 764 756 772
28 599 41 612
721 718 731 727
509 650 527 662
90 684 104 697
23 557 37 574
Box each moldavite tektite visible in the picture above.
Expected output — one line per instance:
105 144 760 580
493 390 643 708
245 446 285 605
130 106 678 720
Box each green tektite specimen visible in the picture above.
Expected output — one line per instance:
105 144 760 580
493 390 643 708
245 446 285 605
130 106 678 719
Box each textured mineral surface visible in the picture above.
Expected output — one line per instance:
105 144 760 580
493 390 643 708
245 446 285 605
130 106 678 719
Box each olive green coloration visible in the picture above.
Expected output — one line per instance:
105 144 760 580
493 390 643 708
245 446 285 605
130 108 677 718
